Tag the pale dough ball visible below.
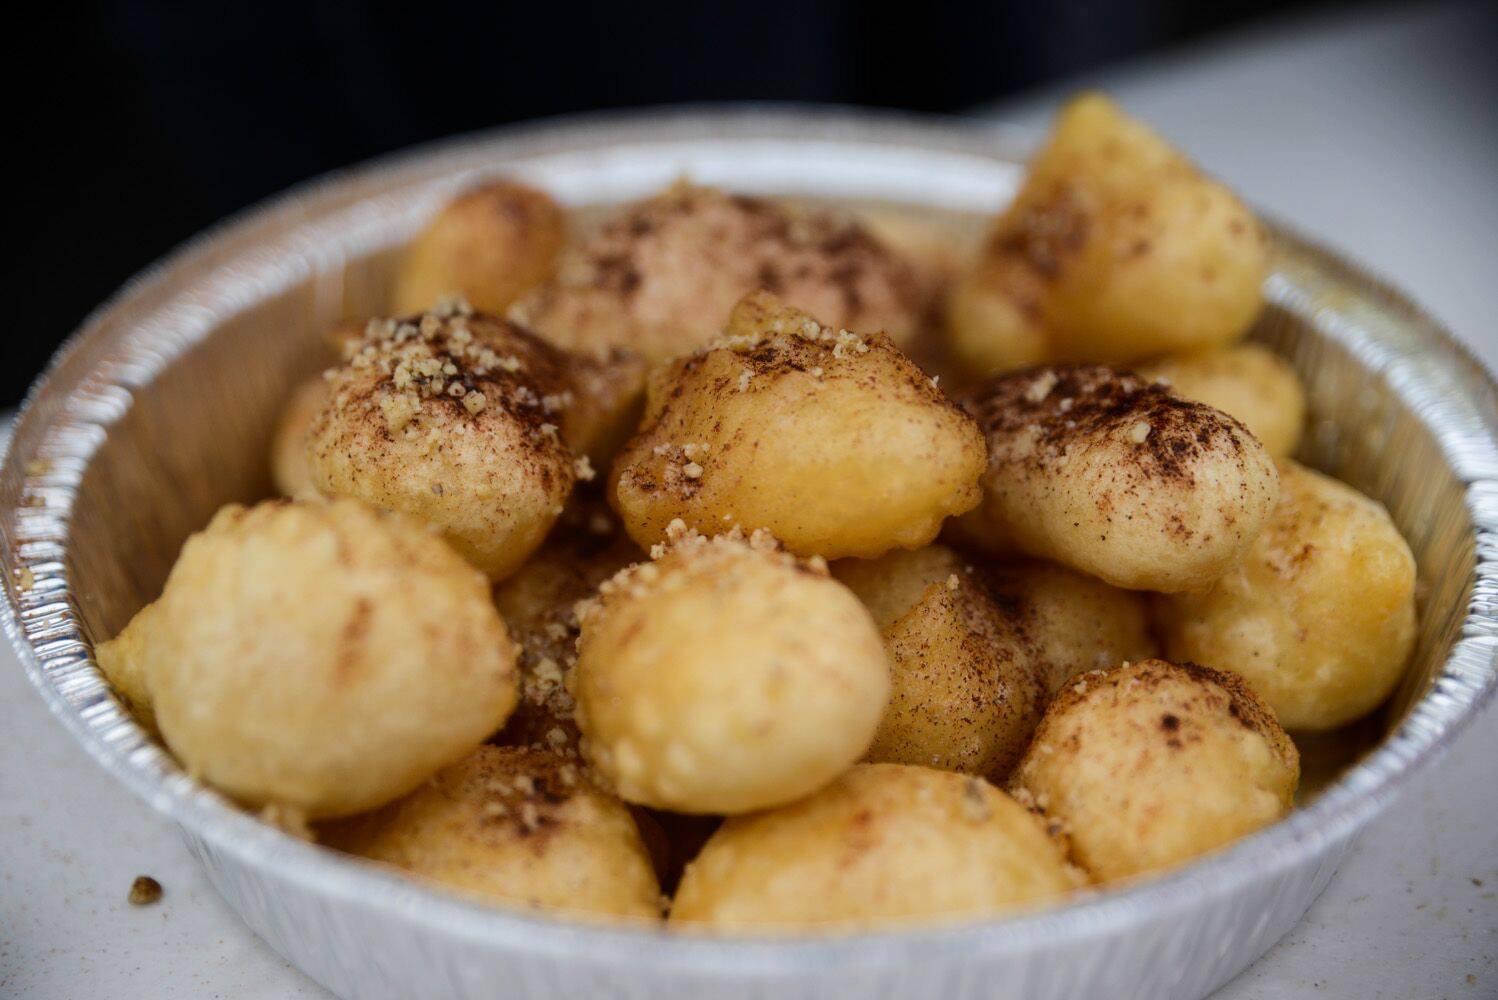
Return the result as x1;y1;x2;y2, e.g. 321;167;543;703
1139;343;1306;458
1014;659;1298;883
320;746;661;922
308;303;576;579
983;560;1159;696
1155;460;1417;730
956;365;1280;592
670;763;1079;930
610;292;986;559
392;179;565;316
270;376;329;500
947;93;1268;376
95;499;519;819
834;546;1045;778
516;182;930;364
573;524;890;814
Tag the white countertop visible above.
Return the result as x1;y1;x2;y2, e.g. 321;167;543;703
3;3;1495;997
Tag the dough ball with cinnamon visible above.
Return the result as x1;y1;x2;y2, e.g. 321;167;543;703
1014;659;1298;883
956;365;1279;592
573;525;890;814
670;764;1078;931
270;377;329;500
1155;460;1416;730
308;303;577;579
392;179;565;316
833;546;1045;778
1140;343;1306;458
95;499;519;820
320;746;660;921
948;93;1268;376
983;560;1159;696
516;182;930;364
610;292;985;559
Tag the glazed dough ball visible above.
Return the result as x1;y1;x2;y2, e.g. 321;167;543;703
573;524;890;813
610;292;986;559
1155;461;1417;730
1014;659;1298;883
392;180;565;316
983;560;1159;696
671;764;1078;930
948;93;1268;376
956;365;1280;592
308;303;577;579
270;377;329;500
320;746;661;921
833;546;1045;778
491;513;641;753
1139;343;1306;458
515;182;930;364
95;499;518;819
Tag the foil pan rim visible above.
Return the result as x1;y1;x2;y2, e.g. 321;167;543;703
2;107;1495;970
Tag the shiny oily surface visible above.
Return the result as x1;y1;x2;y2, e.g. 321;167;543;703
2;111;1495;1000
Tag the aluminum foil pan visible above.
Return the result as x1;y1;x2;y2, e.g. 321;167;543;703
4;109;1496;1000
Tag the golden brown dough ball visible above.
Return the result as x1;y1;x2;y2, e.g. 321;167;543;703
392;180;565;316
490;514;641;753
1139;343;1306;458
948;93;1268;376
670;763;1079;930
1013;659;1298;883
270;377;329;500
95;499;519;820
833;546;1045;778
983;560;1159;696
573;523;890;814
320;746;661;921
514;182;930;364
308;302;577;579
955;365;1280;592
610;292;986;559
1155;461;1416;731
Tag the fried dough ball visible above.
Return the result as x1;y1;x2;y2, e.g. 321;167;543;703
833;546;1045;778
565;348;651;465
515;182;930;365
270;377;329;500
610;292;986;559
670;764;1078;930
573;524;890;814
95;499;518;819
948;93;1268;376
392;180;565;316
308;303;577;579
1155;461;1417;730
95;599;160;734
1139;343;1306;458
1014;659;1297;883
320;746;661;921
955;365;1279;592
491;514;642;752
983;560;1159;696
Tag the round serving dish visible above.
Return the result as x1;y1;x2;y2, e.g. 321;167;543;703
3;109;1495;1000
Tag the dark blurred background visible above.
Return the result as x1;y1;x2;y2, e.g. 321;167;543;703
9;0;1374;407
